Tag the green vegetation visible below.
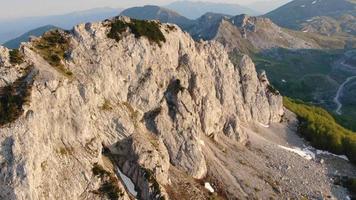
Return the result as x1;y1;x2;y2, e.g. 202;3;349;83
100;99;113;111
284;97;356;164
166;25;177;32
0;84;24;125
92;163;124;200
40;161;48;171
57;147;74;156
266;84;280;95
252;49;341;102
92;163;109;177
0;67;34;126
335;105;356;131
252;48;356;131
9;49;24;65
107;19;166;46
347;178;356;194
333;80;356;131
33;30;73;77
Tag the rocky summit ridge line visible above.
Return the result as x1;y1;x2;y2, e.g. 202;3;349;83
0;16;353;200
0;16;284;200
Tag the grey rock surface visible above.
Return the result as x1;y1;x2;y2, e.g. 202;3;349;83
1;17;350;200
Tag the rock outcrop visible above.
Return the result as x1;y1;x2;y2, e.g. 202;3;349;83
213;15;319;53
0;16;283;199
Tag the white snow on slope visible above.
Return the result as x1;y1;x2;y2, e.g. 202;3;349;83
316;150;349;161
278;144;350;162
117;167;138;197
278;145;315;160
204;182;215;193
258;122;270;128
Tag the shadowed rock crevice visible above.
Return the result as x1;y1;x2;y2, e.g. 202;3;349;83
106;137;168;200
128;67;153;101
143;107;162;134
164;79;184;121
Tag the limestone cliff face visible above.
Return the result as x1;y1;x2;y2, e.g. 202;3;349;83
0;17;283;199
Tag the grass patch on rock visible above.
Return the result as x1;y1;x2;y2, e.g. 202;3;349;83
107;18;166;46
0;66;35;126
92;163;125;200
32;30;73;77
100;99;113;111
9;49;24;65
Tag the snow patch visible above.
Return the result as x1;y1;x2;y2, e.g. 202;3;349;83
312;0;317;4
278;145;315;160
278;145;350;162
258;122;270;128
281;79;287;83
301;5;306;7
204;182;214;193
303;30;308;32
117;167;138;197
316;150;349;161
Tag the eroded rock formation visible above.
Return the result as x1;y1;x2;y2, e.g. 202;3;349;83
0;17;283;199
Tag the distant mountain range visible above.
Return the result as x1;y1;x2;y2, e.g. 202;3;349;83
246;0;292;14
265;0;356;36
120;5;192;27
0;7;122;44
3;25;58;49
120;5;353;53
165;1;259;19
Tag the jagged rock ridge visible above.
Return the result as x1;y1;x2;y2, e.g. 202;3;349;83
0;16;285;199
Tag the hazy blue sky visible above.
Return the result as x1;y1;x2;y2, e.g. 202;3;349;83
0;0;286;20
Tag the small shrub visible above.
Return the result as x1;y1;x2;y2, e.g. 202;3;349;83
92;163;124;200
266;84;280;95
100;99;113;111
33;30;73;77
107;20;129;42
122;102;139;121
9;49;24;65
92;163;109;177
57;147;74;156
107;19;166;46
0;66;35;126
166;25;176;31
41;161;48;171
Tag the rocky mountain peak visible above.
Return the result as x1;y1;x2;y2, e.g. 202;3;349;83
229;14;275;32
0;16;286;199
120;5;192;26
